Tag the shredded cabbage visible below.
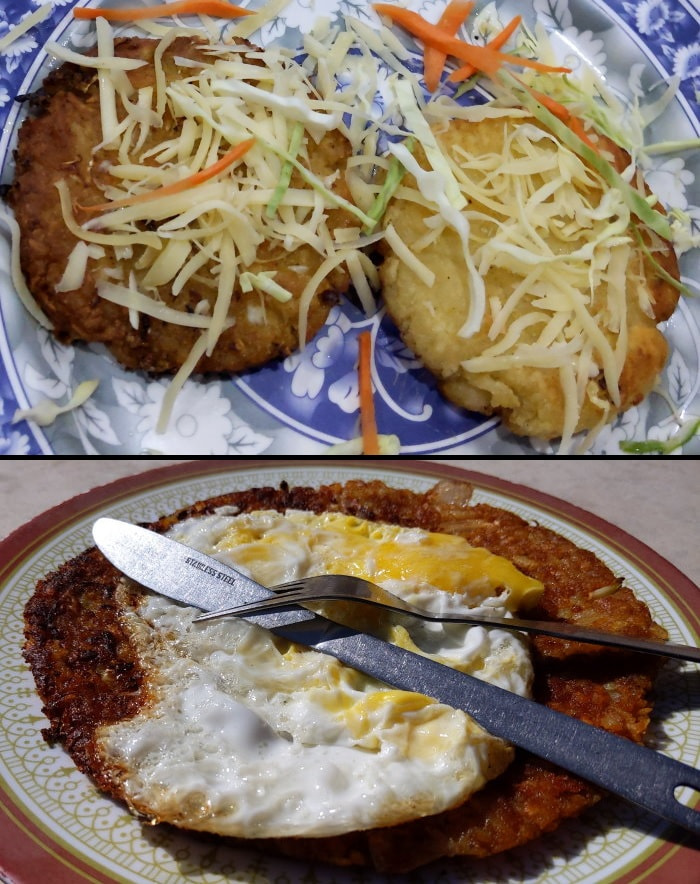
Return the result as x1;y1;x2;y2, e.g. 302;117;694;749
239;270;293;303
6;3;695;455
620;418;700;454
0;5;51;53
12;380;99;427
363;137;414;232
501;72;673;241
393;78;467;211
266;121;305;218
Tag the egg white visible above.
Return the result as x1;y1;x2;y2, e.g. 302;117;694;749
97;509;536;838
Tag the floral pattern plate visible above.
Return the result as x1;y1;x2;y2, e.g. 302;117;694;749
0;459;699;884
0;0;699;455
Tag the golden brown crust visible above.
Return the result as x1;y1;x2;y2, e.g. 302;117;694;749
23;479;666;872
8;37;354;375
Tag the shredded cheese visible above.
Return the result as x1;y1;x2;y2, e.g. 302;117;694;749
385;109;655;439
45;27;383;432
45;41;147;71
0;208;52;328
55;242;106;292
156;333;209;433
7;6;679;449
96;17;121;147
96;280;233;329
227;0;290;41
383;223;435;287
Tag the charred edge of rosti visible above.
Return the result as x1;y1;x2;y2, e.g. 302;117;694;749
22;545;149;780
16;61;99;116
148;480;448;535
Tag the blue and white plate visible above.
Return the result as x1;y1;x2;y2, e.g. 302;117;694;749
0;0;698;455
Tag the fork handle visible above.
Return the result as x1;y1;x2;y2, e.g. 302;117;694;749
196;594;700;664
465;616;700;663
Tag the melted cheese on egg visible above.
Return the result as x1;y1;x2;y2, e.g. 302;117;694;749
97;510;539;838
187;509;543;609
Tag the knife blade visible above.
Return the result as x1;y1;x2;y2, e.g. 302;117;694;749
92;517;700;836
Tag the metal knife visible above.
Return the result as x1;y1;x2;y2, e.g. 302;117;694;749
92;517;700;837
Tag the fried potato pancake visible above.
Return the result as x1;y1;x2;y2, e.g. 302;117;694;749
8;37;356;374
23;479;666;873
379;116;681;440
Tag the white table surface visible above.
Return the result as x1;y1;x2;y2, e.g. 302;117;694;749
0;458;698;580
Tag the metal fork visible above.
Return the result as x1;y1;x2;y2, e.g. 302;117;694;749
193;574;700;663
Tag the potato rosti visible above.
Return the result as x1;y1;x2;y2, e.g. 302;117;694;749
379;113;681;444
8;36;359;375
23;478;666;873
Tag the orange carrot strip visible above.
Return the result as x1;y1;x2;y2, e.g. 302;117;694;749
373;4;570;76
79;137;255;215
448;15;521;82
357;331;380;455
423;0;474;93
524;85;601;154
528;87;570;119
374;3;501;75
565;114;601;153
436;0;475;34
73;1;253;22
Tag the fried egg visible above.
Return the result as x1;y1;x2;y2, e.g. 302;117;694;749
97;511;542;838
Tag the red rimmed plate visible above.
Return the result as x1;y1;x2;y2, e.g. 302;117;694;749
1;460;698;883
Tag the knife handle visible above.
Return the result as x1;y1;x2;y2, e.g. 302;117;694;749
308;626;700;837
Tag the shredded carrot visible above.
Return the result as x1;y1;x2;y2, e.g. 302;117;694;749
79;137;255;215
423;0;474;93
523;84;601;153
527;87;572;120
567;114;599;152
373;4;570;76
448;15;521;82
73;1;253;22
357;331;380;455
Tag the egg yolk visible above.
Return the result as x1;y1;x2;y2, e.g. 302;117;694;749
215;511;544;610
